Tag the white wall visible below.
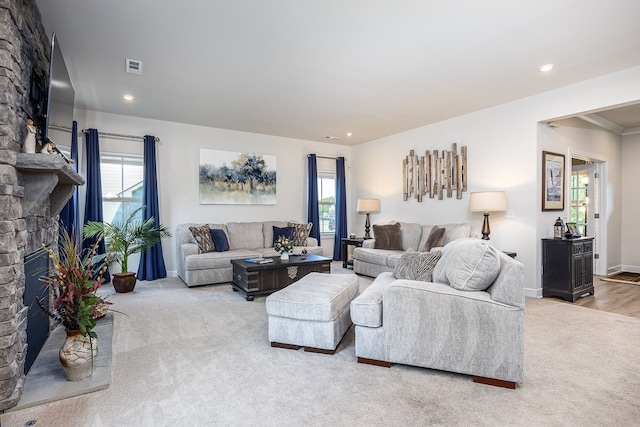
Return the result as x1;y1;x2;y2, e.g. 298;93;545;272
621;132;640;271
72;109;351;275
351;65;640;296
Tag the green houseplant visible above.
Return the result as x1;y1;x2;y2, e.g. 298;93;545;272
83;207;171;293
39;227;111;380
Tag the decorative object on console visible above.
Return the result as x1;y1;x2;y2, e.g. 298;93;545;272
542;151;565;211
402;143;467;202
554;217;564;239
199;148;276;205
469;191;507;240
565;222;580;238
356;198;381;239
23;119;37;153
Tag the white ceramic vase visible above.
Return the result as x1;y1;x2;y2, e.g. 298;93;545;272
59;331;98;381
280;252;289;261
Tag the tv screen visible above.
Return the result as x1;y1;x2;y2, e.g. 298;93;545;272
44;32;74;142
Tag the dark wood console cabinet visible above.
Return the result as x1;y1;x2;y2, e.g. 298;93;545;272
542;237;594;302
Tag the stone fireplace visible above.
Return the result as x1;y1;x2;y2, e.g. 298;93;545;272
0;0;84;410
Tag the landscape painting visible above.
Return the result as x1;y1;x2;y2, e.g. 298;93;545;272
199;149;277;204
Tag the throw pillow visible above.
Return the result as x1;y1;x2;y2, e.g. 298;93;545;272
432;238;501;291
373;223;403;250
393;251;442;282
272;226;295;245
210;228;230;252
287;222;313;246
189;225;214;253
422;226;446;252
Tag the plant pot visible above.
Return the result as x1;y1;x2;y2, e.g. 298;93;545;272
112;272;137;293
59;330;98;381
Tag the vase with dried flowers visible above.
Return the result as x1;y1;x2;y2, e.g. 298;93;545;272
38;227;111;381
274;235;293;260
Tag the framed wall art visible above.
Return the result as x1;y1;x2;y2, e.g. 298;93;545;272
542;151;565;211
199;149;276;204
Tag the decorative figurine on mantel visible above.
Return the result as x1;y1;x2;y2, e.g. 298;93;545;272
40;140;55;154
22;119;37;153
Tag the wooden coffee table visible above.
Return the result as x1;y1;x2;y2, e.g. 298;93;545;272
231;254;331;301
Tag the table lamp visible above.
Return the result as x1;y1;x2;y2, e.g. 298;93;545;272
469;191;507;240
356;198;381;239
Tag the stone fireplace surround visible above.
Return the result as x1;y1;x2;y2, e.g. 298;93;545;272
0;0;84;410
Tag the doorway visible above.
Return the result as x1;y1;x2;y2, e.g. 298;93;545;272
571;157;606;275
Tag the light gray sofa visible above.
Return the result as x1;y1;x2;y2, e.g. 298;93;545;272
176;221;323;287
350;238;525;387
353;222;471;277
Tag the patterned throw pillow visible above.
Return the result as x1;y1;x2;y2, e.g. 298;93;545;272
392;251;442;282
287;222;313;246
189;225;214;253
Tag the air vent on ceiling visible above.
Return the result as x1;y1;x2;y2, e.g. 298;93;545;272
126;58;143;75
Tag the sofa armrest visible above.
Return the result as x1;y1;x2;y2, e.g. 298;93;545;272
180;243;199;258
362;239;375;249
306;237;319;247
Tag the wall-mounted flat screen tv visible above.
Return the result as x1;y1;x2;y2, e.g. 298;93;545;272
44;32;74;142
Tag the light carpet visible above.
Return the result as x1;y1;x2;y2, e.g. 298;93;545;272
2;266;639;426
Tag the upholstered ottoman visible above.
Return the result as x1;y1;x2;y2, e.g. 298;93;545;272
265;273;359;354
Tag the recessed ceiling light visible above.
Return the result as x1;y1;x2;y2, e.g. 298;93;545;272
123;94;135;102
539;63;554;73
346;132;353;137
325;135;340;140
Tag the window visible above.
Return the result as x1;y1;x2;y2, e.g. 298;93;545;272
100;153;144;224
569;169;588;237
318;175;336;233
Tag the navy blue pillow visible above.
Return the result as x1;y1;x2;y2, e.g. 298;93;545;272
273;226;295;246
210;229;230;252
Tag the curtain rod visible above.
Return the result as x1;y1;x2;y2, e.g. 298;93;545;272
81;129;159;142
307;154;344;160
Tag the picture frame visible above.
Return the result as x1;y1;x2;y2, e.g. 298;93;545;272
565;222;581;238
542;151;565;211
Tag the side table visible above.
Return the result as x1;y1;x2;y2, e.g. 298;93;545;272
341;237;365;268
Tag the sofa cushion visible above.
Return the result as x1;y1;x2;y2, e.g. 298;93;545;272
393;251;442;282
184;249;261;270
227;222;264;249
432;238;501;291
262;221;289;248
398;222;422;251
421;226;446;252
288;222;313;246
440;223;471;245
210;228;230;252
272;226;295;245
373;223;402;250
189;225;214;253
353;247;403;266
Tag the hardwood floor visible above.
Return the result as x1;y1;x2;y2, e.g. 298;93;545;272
551;275;640;318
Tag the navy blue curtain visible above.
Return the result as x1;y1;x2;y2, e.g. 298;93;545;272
137;135;167;280
333;157;347;261
307;154;320;244
60;121;79;238
83;128;109;282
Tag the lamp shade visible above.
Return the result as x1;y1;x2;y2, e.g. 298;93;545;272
356;198;381;213
469;191;507;213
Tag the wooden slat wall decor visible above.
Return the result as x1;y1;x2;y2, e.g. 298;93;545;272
402;144;467;201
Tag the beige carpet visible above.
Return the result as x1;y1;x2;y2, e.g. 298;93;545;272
3;264;640;426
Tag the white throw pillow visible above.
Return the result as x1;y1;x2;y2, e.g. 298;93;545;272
432;238;500;291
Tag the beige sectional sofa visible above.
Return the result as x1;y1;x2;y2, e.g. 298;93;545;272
353;222;471;277
176;221;323;287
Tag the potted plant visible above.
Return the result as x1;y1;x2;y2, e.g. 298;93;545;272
83;207;171;293
39;227;111;381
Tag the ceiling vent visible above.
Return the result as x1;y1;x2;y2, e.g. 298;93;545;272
125;58;142;75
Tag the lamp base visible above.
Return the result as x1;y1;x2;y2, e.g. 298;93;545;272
481;212;491;240
364;213;372;239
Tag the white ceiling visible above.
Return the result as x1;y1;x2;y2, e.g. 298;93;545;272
35;0;640;145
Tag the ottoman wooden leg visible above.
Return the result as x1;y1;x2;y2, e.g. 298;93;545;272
304;347;336;355
271;342;300;351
